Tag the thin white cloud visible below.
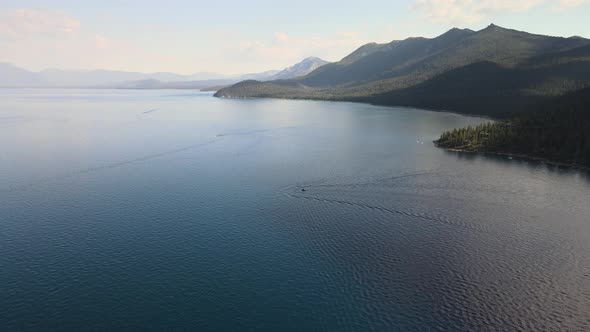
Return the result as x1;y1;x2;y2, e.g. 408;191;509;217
0;9;80;39
1;4;586;75
273;32;289;43
555;0;590;10
231;31;369;66
94;34;112;49
0;8;173;72
411;0;545;24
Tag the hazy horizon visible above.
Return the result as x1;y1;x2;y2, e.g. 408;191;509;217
2;2;590;330
1;0;590;75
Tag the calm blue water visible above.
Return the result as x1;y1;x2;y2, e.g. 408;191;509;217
1;89;589;331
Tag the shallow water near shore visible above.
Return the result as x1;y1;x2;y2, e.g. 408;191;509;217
1;89;589;331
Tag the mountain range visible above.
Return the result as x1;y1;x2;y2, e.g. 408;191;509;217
268;57;330;80
0;57;330;89
215;24;590;118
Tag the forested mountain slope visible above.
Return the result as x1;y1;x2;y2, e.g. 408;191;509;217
215;25;590;118
435;88;590;166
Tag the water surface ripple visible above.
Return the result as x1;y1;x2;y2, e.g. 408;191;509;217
1;89;589;331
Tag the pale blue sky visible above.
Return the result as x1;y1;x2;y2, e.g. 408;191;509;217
1;0;589;74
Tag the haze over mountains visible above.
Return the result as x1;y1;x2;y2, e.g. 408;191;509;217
216;24;590;118
0;63;217;87
4;23;589;120
269;57;330;80
0;57;330;89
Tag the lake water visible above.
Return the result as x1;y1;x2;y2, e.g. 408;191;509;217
1;89;589;331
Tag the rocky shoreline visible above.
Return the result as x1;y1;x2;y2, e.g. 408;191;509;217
434;142;590;171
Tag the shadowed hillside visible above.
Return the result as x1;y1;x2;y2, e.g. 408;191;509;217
435;88;590;166
215;25;590;118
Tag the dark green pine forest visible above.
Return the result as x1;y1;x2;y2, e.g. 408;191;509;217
435;88;590;166
215;24;590;167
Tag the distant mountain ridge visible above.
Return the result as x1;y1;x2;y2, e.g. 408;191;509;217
0;64;227;87
239;69;282;81
0;63;39;86
0;57;330;89
269;57;330;80
215;25;590;118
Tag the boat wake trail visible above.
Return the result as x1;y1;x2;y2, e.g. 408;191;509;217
2;138;220;194
215;126;295;138
283;169;439;191
3;125;297;194
306;171;439;190
285;193;487;233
